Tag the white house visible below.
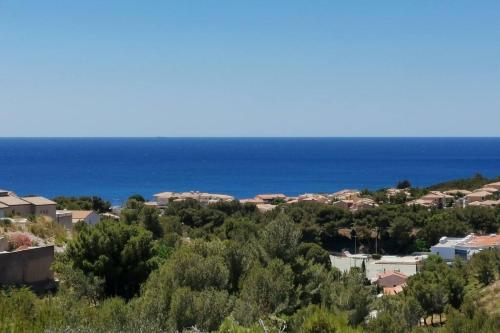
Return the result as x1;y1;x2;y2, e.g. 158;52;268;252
431;234;500;261
430;236;467;261
67;210;100;226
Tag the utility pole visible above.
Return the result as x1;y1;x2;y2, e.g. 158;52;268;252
354;235;357;254
350;228;357;255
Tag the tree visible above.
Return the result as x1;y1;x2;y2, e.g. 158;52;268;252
388;216;414;253
418;212;469;247
298;242;331;268
462;206;499;233
396;180;411;189
62;220;155;298
259;214;301;263
321;269;374;326
235;259;295;322
467;249;499;286
53;195;111;213
128;194;145;202
167;288;234;332
139;206;163;238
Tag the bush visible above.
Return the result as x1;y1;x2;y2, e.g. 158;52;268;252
8;233;32;250
28;217;67;245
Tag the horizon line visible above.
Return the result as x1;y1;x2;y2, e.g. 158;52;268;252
1;136;500;139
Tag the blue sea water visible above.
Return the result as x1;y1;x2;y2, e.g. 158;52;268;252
0;138;499;205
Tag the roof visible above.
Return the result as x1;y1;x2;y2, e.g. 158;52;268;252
467;190;493;198
375;255;427;264
255;194;286;200
67;210;94;220
332;189;359;195
432;236;467;248
0;202;7;209
423;191;453;199
383;285;405;295
239;198;265;204
486;181;500;187
255;203;277;212
101;212;120;220
406;198;435;207
377;271;408;279
468;200;500;207
21;196;56;206
433;234;500;250
460;234;500;248
0;195;30;206
444;189;472;195
481;187;499;193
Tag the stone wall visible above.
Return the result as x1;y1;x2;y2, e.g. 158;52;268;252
0;245;54;285
0;237;8;251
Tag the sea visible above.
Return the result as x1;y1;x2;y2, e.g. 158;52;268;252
0;138;499;205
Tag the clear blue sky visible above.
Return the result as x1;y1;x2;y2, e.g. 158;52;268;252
1;1;499;137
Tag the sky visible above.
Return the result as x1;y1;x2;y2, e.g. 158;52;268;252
1;1;499;137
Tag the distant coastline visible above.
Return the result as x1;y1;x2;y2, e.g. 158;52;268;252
1;137;499;204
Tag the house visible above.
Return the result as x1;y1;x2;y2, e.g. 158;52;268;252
431;234;500;261
239;198;265;205
406;191;452;208
68;210;100;225
444;189;472;196
297;194;329;204
466;190;493;203
467;200;500;208
330;189;361;201
330;254;426;281
56;210;73;230
375;271;408;292
386;188;411;198
352;198;378;211
255;204;277;212
332;199;354;209
484;181;500;191
153;191;235;206
21;196;57;220
0;195;33;217
254;194;287;203
430;237;466;261
481;187;499;194
0;191;57;220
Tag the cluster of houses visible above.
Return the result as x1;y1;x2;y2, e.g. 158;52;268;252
430;233;500;261
152;191;235;207
406;181;500;208
0;189;106;289
0;189;101;230
151;189;378;212
330;252;425;295
150;182;500;213
331;232;500;297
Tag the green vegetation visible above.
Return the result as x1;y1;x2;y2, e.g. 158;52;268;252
53;195;111;213
1;175;499;332
28;216;67;246
428;173;500;191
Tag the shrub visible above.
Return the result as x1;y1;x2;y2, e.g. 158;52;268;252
28;217;67;245
8;233;32;250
